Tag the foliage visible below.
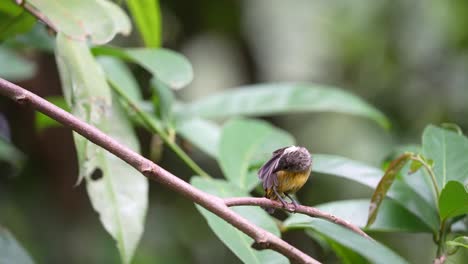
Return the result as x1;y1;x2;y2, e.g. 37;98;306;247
0;1;467;264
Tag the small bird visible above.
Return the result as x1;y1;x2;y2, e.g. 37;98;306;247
258;146;312;213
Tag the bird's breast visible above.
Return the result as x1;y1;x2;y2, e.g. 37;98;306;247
276;168;311;193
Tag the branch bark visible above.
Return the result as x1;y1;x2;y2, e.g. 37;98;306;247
0;78;368;263
224;197;372;239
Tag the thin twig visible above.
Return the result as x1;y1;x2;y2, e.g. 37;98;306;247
17;0;58;32
224;197;372;240
0;78;320;264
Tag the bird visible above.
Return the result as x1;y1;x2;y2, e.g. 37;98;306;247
257;146;312;213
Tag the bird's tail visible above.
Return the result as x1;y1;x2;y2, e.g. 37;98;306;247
262;188;278;214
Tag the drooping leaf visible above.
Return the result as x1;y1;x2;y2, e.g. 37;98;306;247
367;153;412;227
439;181;468;221
35;96;69;131
283;218;409;264
176;118;220;158
219;118;294;191
0;227;34;264
0;1;35;40
125;0;162;47
422;125;468;189
286;199;431;233
92;46;193;90
312;154;439;231
55;33;147;264
28;0;131;44
191;177;288;264
0;46;36;81
446;236;468;249
176;83;390;129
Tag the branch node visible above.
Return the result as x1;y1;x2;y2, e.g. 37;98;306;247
14;94;28;105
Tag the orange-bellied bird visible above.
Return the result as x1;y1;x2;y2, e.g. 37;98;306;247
258;146;312;213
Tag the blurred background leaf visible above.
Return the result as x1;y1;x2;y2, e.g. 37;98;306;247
0;1;35;41
0;46;36;81
177;83;390;129
0;227;34;264
125;0;162;47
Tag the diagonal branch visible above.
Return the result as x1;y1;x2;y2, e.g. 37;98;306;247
224;197;371;239
0;77;319;264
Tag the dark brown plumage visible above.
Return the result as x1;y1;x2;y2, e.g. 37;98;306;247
258;146;312;213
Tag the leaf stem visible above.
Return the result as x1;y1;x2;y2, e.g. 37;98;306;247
410;156;440;202
109;81;211;179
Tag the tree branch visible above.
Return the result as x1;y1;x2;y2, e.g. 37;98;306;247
0;77;319;263
224;197;372;239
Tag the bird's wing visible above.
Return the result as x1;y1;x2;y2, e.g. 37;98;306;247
258;148;286;190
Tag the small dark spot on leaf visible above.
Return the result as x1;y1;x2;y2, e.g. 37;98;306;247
91;168;103;181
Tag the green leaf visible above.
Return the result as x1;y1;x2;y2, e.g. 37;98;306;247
286;199;431;233
284;218;409;264
439;181;468;220
312;154;439;231
447;236;468;249
28;0;130;44
97;56;142;102
327;239;369;264
0;1;35;40
176;83;390;129
150;78;174;126
125;0;162;47
191;177;288;264
35;96;69;131
0;227;34;264
422;125;468;189
55;33;147;264
0;137;25;176
176;118;220;158
219;118;294;191
0;46;36;81
92;46;193;89
367;153;412;227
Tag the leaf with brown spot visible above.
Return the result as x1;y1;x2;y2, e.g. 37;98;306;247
367;153;412;227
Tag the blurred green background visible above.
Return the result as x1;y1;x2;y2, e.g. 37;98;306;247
1;0;468;263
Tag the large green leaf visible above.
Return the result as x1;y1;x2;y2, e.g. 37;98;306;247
125;0;162;47
176;118;220;158
0;227;34;264
28;0;130;44
287;199;431;233
422;125;468;190
284;219;409;264
439;181;468;221
55;33;147;264
92;46;193;90
0;46;36;81
219;118;294;191
312;154;439;231
176;83;390;129
0;1;35;40
191;177;288;264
